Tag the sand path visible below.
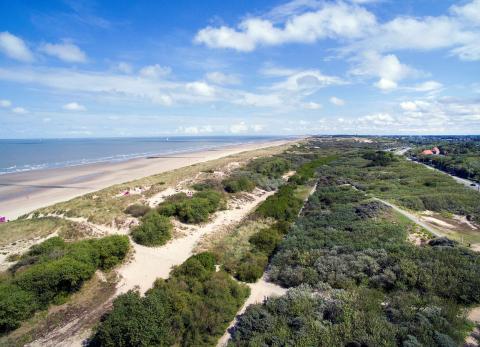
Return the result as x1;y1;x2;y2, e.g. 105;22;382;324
29;189;273;347
217;276;286;347
117;188;274;295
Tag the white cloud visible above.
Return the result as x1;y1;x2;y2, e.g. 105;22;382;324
12;107;28;114
0;32;34;62
329;96;345;106
409;80;443;92
185;81;215;97
63;102;86;111
450;42;480;61
358;112;395;126
40;42;87;63
117;62;133;74
252;124;264;132
400;101;418;111
451;0;480;24
139;64;171;78
234;92;283;107
302;101;322;109
195;2;376;51
0;99;11;107
260;65;299;77
230;121;248;133
271;69;344;93
205;71;240;85
351;51;416;90
374;78;397;91
196;0;480;63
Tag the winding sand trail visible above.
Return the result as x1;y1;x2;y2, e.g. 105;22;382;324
28;189;274;347
217;276;287;347
116;188;274;296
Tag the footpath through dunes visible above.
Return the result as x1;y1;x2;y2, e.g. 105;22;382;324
27;188;274;347
217;276;287;347
116;188;274;295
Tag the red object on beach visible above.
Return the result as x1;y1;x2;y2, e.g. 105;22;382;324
0;216;6;223
123;191;130;196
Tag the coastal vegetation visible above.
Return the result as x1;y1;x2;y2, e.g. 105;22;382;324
229;139;480;346
88;252;249;347
131;212;172;246
4;137;480;346
0;235;129;333
157;190;224;224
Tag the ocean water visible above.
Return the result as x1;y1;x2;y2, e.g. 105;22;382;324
0;136;288;175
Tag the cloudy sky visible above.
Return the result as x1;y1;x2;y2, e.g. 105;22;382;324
0;0;479;138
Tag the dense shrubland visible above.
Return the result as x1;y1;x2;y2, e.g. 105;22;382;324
321;148;480;221
216;154;338;283
89;252;249;347
229;141;480;346
229;285;470;347
0;235;129;333
157;190;224;224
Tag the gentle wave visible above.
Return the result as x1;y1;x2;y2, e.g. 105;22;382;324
0;137;285;175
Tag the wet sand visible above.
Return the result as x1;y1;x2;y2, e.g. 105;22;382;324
0;139;297;220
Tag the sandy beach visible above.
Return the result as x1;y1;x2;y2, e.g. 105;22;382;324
0;139;297;220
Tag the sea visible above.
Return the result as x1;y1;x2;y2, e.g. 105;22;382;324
0;136;290;175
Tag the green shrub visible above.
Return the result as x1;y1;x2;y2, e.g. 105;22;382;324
0;235;129;334
171;252;216;281
157;190;223;224
14;257;95;306
256;185;303;222
223;176;256;193
176;198;211;223
95;235;130;270
235;252;268;282
89;253;249;346
131;212;172;246
363;151;397;166
249;227;282;254
398;196;425;211
88;290;175;347
124;204;151;217
0;283;37;333
247;157;290;178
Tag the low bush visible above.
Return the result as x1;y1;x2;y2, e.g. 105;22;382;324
256;185;303;222
124;204;151;217
131;211;172;246
363;150;397;166
249;227;282;254
0;235;129;334
89;252;249;346
234;252;268;283
247;157;290;178
223;176;256;193
0;284;37;332
157;190;223;224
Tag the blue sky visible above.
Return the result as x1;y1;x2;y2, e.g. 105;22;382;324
0;0;479;138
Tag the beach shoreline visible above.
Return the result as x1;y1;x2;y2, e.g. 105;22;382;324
0;138;301;220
